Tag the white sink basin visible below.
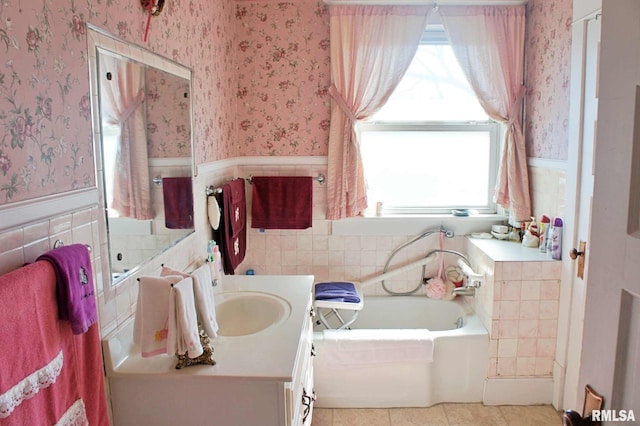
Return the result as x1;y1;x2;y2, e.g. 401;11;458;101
215;291;291;337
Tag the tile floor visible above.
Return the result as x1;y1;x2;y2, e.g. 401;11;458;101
312;404;563;426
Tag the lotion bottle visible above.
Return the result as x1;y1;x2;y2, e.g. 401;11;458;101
212;244;223;281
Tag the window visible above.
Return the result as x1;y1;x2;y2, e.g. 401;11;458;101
101;123;120;217
359;24;500;215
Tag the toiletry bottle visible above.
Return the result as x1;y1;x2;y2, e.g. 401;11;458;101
551;218;563;260
207;240;215;263
212;245;223;280
539;215;551;253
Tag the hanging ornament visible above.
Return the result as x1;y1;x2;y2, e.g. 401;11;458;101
141;0;165;42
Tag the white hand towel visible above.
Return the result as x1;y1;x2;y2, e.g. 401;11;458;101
133;275;184;357
191;264;219;339
167;277;204;359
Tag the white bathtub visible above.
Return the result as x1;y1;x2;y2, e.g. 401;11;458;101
312;296;489;408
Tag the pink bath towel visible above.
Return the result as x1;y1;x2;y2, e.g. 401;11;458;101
0;261;109;425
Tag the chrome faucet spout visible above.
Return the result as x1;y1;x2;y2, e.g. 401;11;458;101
453;287;476;296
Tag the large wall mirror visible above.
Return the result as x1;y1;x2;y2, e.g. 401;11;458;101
87;25;195;288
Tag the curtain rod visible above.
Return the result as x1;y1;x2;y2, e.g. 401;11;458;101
323;0;527;6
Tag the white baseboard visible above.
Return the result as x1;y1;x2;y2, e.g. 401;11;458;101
483;377;554;405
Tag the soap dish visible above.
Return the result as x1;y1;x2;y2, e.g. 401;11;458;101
491;231;510;240
451;209;478;217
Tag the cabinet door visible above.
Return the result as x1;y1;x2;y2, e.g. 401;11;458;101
288;298;315;426
301;353;315;425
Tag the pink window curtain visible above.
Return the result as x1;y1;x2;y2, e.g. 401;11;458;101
327;5;431;219
100;55;153;220
439;6;532;222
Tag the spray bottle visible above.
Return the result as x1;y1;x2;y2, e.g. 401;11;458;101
550;218;563;260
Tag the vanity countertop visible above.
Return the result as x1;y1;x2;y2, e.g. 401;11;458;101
467;236;560;262
103;275;314;382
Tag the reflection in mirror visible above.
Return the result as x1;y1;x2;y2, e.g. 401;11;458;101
88;26;194;288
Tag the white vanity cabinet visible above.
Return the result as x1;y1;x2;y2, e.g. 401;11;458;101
286;297;316;425
102;275;315;426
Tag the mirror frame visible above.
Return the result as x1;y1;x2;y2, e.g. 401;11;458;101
87;24;196;292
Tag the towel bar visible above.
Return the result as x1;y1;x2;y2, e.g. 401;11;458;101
246;174;325;185
53;239;92;253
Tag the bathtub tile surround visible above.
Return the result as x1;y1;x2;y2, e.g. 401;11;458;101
466;237;562;405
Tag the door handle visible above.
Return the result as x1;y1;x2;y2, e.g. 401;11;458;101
570;241;587;279
569;248;584;259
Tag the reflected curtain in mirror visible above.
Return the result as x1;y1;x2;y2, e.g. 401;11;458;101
99;54;153;220
88;25;195;290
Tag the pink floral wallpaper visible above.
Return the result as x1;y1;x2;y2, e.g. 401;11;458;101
235;0;331;156
145;68;191;158
0;0;235;206
0;0;573;205
524;0;573;160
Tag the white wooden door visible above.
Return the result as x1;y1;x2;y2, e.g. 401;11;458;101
559;8;600;411
578;0;640;417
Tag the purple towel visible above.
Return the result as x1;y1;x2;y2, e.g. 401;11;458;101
251;176;313;230
315;282;360;303
37;244;97;334
214;178;247;275
162;177;194;229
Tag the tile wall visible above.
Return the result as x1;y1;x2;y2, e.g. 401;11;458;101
108;161;193;273
0;159;565;348
467;240;562;379
0;202;200;338
235;162;467;296
529;165;567;222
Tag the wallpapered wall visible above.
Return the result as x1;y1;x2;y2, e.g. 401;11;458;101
145;67;191;158
524;0;573;160
235;0;331;156
0;0;571;207
234;0;572;159
0;0;235;206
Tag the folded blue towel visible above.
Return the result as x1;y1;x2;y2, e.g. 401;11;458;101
315;282;360;303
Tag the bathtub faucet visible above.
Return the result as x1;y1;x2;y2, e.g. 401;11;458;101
452;258;484;296
452;286;476;296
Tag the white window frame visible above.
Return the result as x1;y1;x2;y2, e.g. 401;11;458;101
358;120;501;215
358;24;502;216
